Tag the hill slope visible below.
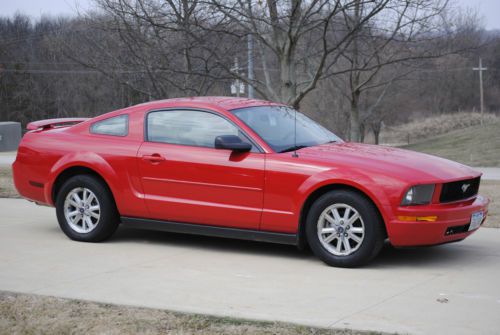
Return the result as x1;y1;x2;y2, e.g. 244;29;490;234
381;112;499;145
401;122;500;167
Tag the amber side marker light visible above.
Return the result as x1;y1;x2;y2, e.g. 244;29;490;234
398;216;438;222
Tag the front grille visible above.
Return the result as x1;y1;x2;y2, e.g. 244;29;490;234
440;177;480;203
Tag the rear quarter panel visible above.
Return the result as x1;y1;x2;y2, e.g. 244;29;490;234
13;113;146;217
13;130;61;203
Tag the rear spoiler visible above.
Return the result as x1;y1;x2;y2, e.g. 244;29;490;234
26;118;90;131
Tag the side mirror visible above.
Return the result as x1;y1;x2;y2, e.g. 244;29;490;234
214;135;252;152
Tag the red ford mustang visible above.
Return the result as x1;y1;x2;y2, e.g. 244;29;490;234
13;97;489;267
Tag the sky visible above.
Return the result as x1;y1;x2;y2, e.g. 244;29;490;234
1;0;93;18
456;0;500;30
1;0;500;30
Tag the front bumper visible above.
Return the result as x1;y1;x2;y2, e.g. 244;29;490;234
385;195;490;247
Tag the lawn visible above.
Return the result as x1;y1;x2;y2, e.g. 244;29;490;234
401;122;500;167
0;291;382;335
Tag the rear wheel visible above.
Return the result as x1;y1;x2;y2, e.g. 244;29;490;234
306;190;384;267
56;175;119;242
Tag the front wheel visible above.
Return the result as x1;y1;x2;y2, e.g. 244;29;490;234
56;175;119;242
306;190;385;267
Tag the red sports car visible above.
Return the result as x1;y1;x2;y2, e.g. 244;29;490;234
12;97;489;267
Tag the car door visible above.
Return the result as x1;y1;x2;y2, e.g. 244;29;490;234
137;109;265;229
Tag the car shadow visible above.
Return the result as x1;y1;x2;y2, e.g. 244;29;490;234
110;226;311;261
369;242;475;269
109;226;476;269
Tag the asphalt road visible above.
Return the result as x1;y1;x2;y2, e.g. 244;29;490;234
1;198;499;334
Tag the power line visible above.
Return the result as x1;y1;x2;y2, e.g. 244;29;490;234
2;65;500;76
0;61;82;66
0;69;171;74
0;69;103;74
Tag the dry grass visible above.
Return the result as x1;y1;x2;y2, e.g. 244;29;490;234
401;121;500;167
381;112;499;145
0;166;18;198
0;291;383;335
480;181;500;228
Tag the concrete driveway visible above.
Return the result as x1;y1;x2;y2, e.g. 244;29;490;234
0;152;15;166
1;198;499;335
478;167;500;181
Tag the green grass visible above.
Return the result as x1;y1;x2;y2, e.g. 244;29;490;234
401;122;500;167
0;291;386;335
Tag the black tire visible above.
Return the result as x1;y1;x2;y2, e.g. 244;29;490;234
305;190;384;267
56;174;119;242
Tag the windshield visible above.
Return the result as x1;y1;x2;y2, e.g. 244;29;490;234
230;106;342;153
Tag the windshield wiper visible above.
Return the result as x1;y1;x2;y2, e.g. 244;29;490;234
278;145;308;153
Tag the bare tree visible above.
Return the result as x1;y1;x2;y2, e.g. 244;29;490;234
207;0;397;109
330;0;480;141
58;0;237;99
0;2;494;130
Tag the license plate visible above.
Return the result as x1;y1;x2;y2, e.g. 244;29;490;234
469;211;484;231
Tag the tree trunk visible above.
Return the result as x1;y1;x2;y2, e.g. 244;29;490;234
370;120;382;144
349;90;361;142
274;36;302;109
348;0;362;142
373;128;380;144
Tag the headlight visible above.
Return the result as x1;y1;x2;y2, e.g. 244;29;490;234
401;184;435;206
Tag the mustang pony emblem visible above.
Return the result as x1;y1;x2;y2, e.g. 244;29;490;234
462;183;471;193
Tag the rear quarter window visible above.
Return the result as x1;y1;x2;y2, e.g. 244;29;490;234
90;115;128;136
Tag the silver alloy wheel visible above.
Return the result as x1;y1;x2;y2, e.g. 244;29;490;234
317;203;365;256
63;187;101;234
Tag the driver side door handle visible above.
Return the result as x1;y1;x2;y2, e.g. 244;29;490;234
142;153;165;163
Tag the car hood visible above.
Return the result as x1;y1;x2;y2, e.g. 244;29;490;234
297;142;480;183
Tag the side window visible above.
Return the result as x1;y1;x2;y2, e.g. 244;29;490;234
147;110;254;149
90;115;128;136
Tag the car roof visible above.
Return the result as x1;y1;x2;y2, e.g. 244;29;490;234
135;96;285;111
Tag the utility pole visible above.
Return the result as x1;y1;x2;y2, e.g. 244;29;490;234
230;57;243;97
473;58;487;125
247;0;255;99
247;34;254;98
